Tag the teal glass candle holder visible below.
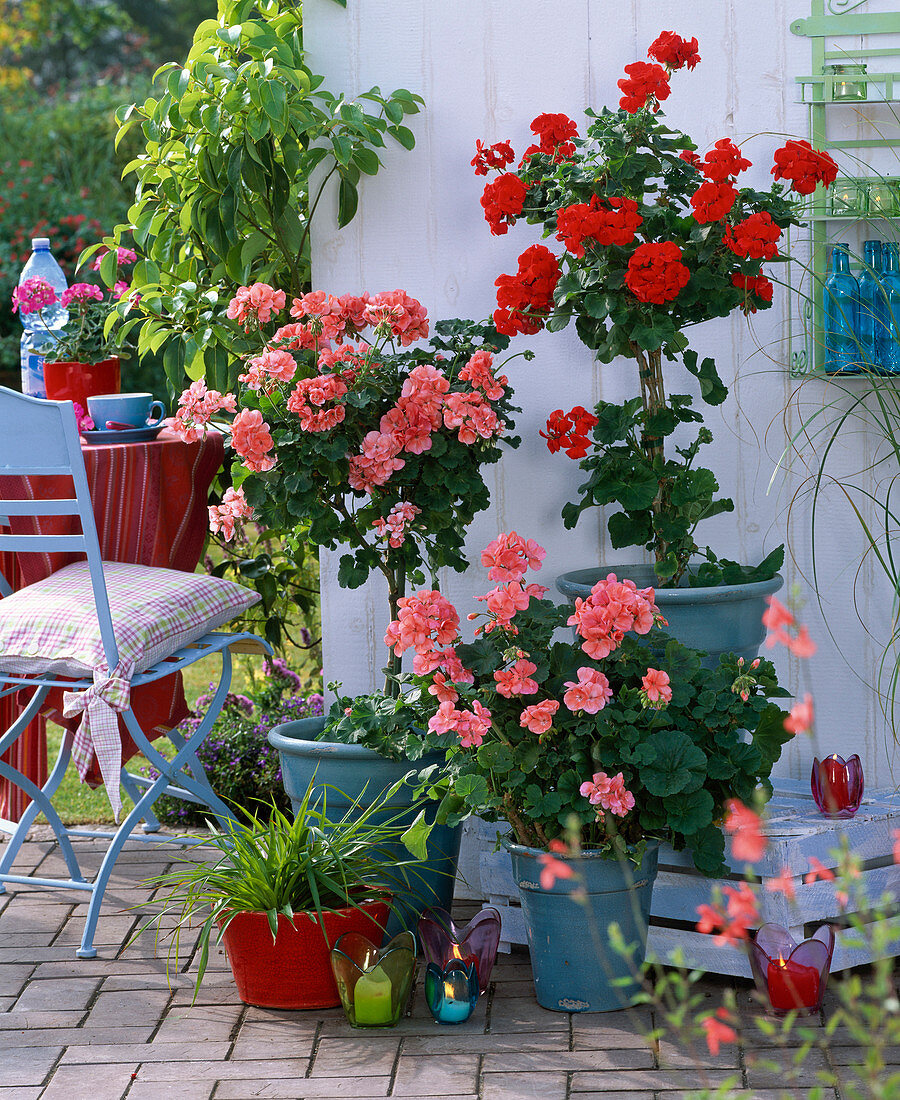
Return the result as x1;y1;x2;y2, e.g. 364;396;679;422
424;959;479;1024
330;930;416;1029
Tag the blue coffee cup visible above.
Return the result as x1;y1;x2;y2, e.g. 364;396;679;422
86;392;166;430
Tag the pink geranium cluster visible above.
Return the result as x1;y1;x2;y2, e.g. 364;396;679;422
579;770;636;818
568;573;662;660
519;699;560;735
384;589;461;673
286;374;349;432
11;276;57;315
457;348;507;400
172;379;238;443
428;698;492;748
494;657;539;698
287;289;427;348
481;531;546;581
372;502;421;548
208;486;254;541
442;390;503;444
61;283;105;307
230;408;275;472
240;349;298;391
563;666;613;713
227;282;287;329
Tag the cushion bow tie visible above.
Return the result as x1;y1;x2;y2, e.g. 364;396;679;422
64;665;132;820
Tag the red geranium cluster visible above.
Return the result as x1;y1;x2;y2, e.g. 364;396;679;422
555;196;642;257
480;172;528;235
567;573;662;660
494;244;562;336
540;406;598;459
624;241;691;304
647;30;700;71
618;61;670;113
523;112;579;163
771;138;839;195
471;138;515;176
690;181;737;224
724;211;781;260
701;138;751;182
731;273;774;314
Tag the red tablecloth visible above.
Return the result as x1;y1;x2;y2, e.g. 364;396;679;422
0;426;224;818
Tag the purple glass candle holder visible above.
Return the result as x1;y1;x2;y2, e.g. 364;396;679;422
417;906;501;995
749;923;835;1017
811;754;864;817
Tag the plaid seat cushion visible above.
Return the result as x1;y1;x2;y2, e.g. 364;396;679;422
0;561;259;816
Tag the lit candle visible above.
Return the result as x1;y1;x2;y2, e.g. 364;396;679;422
766;953;820;1012
424;960;479;1025
353;965;393;1026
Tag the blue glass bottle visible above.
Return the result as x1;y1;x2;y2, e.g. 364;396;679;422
856;239;885;372
879;242;900;373
824;243;860;374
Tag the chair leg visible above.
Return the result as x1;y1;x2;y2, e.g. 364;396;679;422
118;768;162;833
0;727;86;889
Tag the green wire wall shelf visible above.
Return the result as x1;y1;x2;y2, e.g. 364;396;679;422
789;0;900;376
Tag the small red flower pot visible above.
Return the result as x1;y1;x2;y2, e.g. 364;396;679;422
43;357;121;411
220;898;390;1009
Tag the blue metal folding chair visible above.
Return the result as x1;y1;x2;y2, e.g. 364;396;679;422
0;387;271;957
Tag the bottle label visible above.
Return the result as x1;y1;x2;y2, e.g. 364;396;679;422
20;351;46;398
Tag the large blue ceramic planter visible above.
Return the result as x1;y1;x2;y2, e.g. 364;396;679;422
505;839;659;1013
267;716;461;935
556;565;783;669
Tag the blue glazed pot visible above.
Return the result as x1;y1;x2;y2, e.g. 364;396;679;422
267;716;461;935
505;838;659;1013
556;565;783;669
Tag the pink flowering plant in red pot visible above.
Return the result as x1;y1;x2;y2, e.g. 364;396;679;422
171;285;530;754
474;31;839;586
384;532;792;873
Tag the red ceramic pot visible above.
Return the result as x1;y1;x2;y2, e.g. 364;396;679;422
43;357;121;410
220;898;390;1009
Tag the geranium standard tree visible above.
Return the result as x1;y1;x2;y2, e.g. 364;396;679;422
171;286;529;722
473;32;838;585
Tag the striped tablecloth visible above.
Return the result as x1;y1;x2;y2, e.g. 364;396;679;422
0;426;224;819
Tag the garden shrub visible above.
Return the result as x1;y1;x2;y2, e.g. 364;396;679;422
149;657;323;828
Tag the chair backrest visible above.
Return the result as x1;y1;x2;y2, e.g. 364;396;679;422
0;386;119;668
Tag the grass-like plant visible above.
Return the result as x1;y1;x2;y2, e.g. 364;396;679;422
136;772;431;993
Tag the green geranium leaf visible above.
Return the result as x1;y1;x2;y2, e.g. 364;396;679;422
667;788;715;835
639;729;708;796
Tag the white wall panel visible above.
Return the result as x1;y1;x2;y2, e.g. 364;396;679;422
306;0;900;788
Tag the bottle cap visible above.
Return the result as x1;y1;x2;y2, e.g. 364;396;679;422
31;237;50;249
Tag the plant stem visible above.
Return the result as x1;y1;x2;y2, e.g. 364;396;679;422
631;342;669;569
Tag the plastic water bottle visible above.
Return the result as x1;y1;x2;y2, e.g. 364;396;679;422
17;238;69;397
823;243;860;374
856;239;886;371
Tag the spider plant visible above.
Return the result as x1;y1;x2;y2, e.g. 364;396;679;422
135;772;432;993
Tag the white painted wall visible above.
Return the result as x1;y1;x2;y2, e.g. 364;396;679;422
306;0;900;789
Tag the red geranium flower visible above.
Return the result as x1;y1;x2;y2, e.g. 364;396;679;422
724;211;781;260
771;139;839;195
494;244;561;336
625;241;690;305
647;31;701;72
701;138;752;182
530;113;579;161
731;273;774;314
471;139;515;176
689;180;737;224
555;196;642;256
618;61;671;113
480;172;528;235
541;406;598;458
679;149;702;168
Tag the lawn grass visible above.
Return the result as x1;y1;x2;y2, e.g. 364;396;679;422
42;649;282;826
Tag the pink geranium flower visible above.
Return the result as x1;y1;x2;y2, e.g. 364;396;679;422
784;692;814;735
519;699;560;735
227;282;286;328
724;798;767;862
230;408;276;472
494;658;539;698
579;770;635;818
563;667;613;713
11;276;57;315
640;667;672;708
208;486;254;541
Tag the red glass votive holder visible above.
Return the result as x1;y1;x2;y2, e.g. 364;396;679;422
749;923;835;1017
811;754;864;817
417;906;501;996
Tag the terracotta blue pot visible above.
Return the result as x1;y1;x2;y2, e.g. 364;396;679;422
505;839;659;1013
267;716;461;936
556;565;783;669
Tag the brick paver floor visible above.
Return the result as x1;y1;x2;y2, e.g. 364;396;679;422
0;830;894;1099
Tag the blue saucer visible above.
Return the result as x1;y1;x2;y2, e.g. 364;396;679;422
81;424;164;445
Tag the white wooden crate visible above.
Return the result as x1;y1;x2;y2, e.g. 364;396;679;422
452;781;900;975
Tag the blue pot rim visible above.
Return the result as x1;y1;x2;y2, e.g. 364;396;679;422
267;716;440;765
501;836;660;865
555;566;783;606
